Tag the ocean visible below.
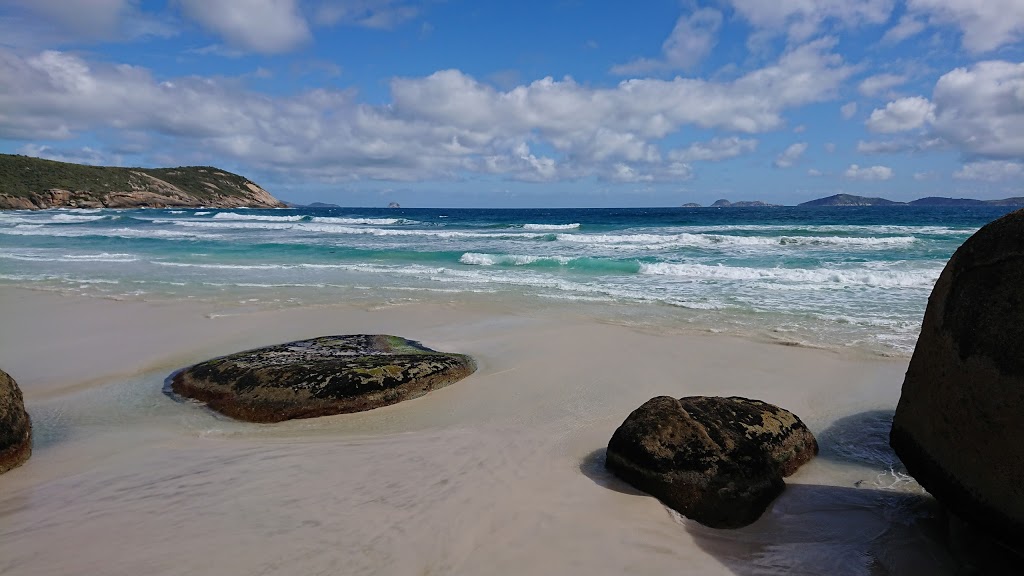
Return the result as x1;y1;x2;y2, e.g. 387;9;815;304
0;205;1007;356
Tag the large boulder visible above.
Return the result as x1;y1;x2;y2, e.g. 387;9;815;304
891;208;1024;553
170;335;475;423
605;396;818;528
0;369;31;474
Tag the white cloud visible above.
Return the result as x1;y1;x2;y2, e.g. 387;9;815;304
8;0;128;39
907;0;1024;53
882;14;926;44
858;73;907;97
16;143;118;166
726;0;895;40
824;142;836;153
2;0;175;47
931;61;1024;158
953;160;1024;181
315;0;420;29
612;9;722;75
668;137;758;162
808;168;823;176
840;102;857;119
914;171;937;180
774;142;807;168
857;137;946;154
866;96;935;133
845;164;894;180
176;0;310;54
0;42;852;182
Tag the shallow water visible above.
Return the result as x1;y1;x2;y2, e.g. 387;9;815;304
0;206;1008;355
0;305;955;576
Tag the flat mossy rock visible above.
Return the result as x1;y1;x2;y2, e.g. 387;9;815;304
891;207;1024;554
606;396;818;529
170;335;476;423
0;368;32;475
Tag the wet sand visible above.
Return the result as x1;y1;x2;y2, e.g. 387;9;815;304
0;288;954;575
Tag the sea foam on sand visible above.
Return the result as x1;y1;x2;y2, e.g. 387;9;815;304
0;287;955;575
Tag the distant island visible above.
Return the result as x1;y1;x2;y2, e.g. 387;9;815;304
285;201;341;208
680;194;1024;208
799;194;1024;207
0;154;286;210
702;199;782;208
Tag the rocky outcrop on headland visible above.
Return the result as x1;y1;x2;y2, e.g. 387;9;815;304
170;335;476;423
891;207;1024;555
0;154;286;209
0;369;32;475
605;395;817;528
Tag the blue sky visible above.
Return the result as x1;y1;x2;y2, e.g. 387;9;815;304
1;1;1023;207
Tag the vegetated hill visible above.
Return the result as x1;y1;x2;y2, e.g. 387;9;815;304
799;194;903;207
0;154;286;210
800;193;1024;207
710;199;781;207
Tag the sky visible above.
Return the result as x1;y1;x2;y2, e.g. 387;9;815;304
1;1;1023;207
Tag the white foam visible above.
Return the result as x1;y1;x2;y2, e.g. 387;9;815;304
556;232;917;249
171;220;548;239
459;253;570;266
521;223;580;230
0;252;138;263
638;262;941;287
48;214;107;223
211;213;305;222
152;261;287;270
310;217;408;225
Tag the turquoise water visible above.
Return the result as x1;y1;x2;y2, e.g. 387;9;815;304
0;206;1008;355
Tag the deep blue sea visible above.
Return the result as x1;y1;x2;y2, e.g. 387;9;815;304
0;205;1011;355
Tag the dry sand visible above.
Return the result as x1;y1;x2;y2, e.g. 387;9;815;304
0;288;954;575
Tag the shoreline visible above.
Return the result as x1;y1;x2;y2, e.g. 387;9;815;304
0;286;954;575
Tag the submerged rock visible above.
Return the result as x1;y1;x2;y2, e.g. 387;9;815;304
891;208;1024;555
605;396;817;529
0;368;32;474
170;335;475;423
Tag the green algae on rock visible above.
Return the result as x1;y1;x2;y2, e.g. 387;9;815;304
605;396;817;529
170;335;476;423
0;368;32;475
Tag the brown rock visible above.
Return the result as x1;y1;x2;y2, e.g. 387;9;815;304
171;335;476;423
891;208;1024;553
606;396;817;528
0;369;31;475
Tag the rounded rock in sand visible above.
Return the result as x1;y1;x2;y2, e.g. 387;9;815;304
0;368;32;474
605;395;818;528
170;334;476;423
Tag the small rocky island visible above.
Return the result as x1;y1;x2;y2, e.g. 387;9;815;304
170;335;476;423
605;395;817;528
0;154;286;210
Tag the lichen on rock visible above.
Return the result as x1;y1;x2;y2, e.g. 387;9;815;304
170;335;476;423
605;395;817;528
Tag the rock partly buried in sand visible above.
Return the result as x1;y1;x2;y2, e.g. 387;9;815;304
170;335;475;423
0;369;32;474
891;208;1024;554
606;396;817;528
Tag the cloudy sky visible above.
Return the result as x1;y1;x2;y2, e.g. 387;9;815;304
1;1;1023;207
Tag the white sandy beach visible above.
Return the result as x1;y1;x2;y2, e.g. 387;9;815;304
0;287;955;575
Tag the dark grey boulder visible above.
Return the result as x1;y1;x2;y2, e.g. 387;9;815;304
171;335;475;423
0;368;31;474
891;207;1024;555
606;395;817;528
